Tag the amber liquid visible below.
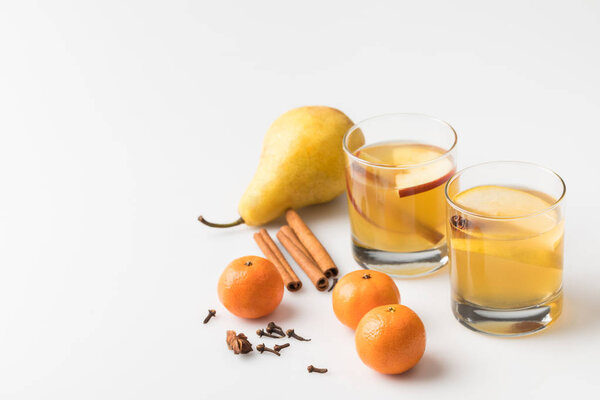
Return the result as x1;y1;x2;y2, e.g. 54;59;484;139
346;142;455;257
448;186;564;310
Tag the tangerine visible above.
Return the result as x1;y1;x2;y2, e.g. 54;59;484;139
332;270;400;329
355;304;426;374
218;256;284;319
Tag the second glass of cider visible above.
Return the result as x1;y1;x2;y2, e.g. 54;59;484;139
445;161;565;336
343;113;457;277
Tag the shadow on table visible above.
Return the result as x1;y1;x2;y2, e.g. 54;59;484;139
253;302;297;325
382;354;444;382
543;283;600;338
254;193;349;231
294;194;349;225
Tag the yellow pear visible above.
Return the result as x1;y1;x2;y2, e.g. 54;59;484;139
199;106;362;227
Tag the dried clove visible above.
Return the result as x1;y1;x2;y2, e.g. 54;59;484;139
286;329;311;342
203;309;216;324
273;343;290;352
267;321;283;331
266;322;285;337
256;329;280;338
307;365;328;374
266;327;284;337
327;278;338;292
226;330;253;354
256;343;280;356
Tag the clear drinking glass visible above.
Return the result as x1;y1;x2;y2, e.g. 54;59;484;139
445;161;566;336
343;113;457;277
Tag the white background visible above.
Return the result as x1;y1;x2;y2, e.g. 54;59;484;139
1;1;599;399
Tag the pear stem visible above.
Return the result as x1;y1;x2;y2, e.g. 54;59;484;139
197;216;244;228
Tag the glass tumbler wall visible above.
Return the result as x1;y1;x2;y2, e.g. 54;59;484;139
445;161;566;336
343;113;457;278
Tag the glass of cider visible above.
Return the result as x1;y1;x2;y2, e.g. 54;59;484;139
445;161;566;336
343;113;457;277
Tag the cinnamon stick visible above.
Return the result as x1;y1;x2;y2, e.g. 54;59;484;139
285;210;339;278
254;230;302;292
279;225;316;263
276;229;328;291
346;172;444;245
396;208;444;245
258;229;294;278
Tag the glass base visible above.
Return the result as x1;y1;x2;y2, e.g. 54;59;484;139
451;290;563;337
351;241;448;278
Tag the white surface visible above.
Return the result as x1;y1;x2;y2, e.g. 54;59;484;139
1;1;599;399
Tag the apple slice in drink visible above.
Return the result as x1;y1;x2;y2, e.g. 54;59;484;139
449;185;563;268
346;175;444;245
354;143;455;194
351;151;400;189
347;143;452;246
396;158;456;198
452;185;560;236
346;173;446;245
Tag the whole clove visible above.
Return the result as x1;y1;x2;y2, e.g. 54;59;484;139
256;328;280;339
203;309;216;324
226;330;253;354
286;329;311;342
327;278;338;292
256;343;280;356
307;365;328;374
273;343;290;352
266;322;285;337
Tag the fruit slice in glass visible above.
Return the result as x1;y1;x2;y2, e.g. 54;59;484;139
347;143;454;249
445;161;565;336
343;114;457;277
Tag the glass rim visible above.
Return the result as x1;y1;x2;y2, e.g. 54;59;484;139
342;112;458;170
444;160;567;220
